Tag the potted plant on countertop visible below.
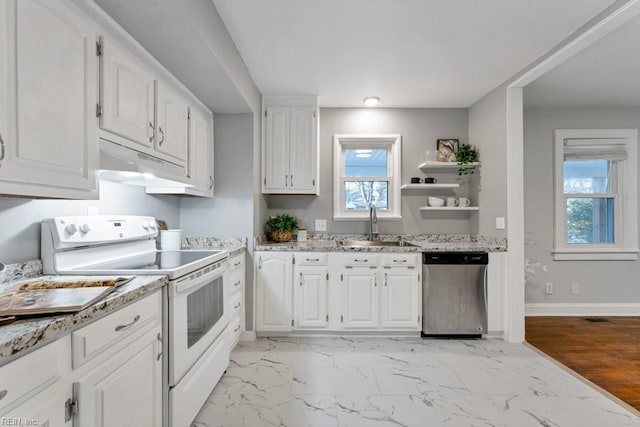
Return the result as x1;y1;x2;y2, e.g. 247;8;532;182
455;143;479;175
265;214;299;242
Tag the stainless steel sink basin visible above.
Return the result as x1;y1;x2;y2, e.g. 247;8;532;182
339;239;418;248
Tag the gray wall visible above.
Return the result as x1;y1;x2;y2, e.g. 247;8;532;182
468;85;508;238
524;106;640;304
267;108;472;235
0;181;180;263
180;113;257;330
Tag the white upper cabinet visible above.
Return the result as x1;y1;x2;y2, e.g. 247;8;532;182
155;81;189;164
99;36;154;149
262;96;318;194
188;106;214;196
0;0;98;199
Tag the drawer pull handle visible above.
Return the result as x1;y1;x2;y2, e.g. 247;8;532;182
393;259;407;263
233;302;241;309
233;280;241;287
354;259;368;263
305;258;320;262
156;333;163;361
115;314;140;332
0;390;7;401
233;325;241;333
158;127;165;146
233;261;241;267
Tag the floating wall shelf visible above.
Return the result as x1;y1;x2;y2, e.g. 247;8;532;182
401;183;459;190
419;206;479;211
418;161;480;169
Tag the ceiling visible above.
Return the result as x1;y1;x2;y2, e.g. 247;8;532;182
524;13;640;108
212;0;616;108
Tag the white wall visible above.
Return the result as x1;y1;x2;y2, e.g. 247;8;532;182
468;86;508;238
0;181;180;263
524;106;640;305
266;108;472;235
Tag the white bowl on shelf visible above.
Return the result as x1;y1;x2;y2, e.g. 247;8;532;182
427;197;444;207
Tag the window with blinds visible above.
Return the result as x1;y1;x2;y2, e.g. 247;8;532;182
553;130;638;260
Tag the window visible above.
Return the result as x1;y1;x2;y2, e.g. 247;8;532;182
333;134;401;219
553;129;638;260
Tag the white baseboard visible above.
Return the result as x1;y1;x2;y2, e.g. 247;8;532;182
526;303;640;316
239;330;256;341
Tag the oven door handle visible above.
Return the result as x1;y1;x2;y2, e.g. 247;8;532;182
173;262;227;296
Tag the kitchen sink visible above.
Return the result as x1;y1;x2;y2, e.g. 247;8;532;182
339;239;419;247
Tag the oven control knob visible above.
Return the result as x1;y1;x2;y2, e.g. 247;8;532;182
79;223;91;233
149;222;157;230
142;222;149;230
65;223;78;234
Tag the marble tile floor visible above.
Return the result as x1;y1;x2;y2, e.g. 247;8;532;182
191;337;640;427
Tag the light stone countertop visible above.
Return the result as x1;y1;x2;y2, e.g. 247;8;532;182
255;234;507;253
182;237;247;258
0;269;167;366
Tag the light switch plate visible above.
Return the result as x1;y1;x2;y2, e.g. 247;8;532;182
495;217;506;230
545;282;553;295
315;219;327;232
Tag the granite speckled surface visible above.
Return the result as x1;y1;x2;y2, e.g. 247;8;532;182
0;259;43;284
182;237;247;258
0;273;167;365
255;234;507;253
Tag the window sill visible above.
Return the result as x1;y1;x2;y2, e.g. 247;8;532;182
552;250;638;261
333;214;402;221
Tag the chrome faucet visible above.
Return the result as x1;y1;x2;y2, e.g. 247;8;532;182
369;206;379;240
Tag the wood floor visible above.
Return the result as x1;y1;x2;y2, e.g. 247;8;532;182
526;316;640;411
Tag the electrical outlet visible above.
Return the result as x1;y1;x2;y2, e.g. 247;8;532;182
87;207;99;216
315;219;327;232
545;282;553;295
495;217;506;230
572;282;580;295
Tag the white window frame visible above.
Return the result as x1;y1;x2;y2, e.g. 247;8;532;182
333;134;402;220
553;129;638;260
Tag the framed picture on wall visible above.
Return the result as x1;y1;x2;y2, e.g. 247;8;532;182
436;139;459;162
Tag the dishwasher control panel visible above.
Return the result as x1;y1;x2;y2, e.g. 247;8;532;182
423;252;488;265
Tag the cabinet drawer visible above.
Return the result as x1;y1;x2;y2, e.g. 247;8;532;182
0;336;70;413
72;292;161;368
343;253;379;267
229;253;245;272
381;253;419;268
296;253;328;266
229;269;244;294
228;313;242;347
230;289;243;314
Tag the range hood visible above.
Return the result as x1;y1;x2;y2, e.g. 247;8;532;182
99;139;193;189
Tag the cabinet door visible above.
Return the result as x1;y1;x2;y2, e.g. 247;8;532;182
188;106;213;196
263;106;290;191
156;81;188;164
256;252;293;331
0;0;98;199
100;36;154;149
382;268;421;329
288;106;317;193
2;382;70;426
294;266;328;329
75;326;162;427
341;270;379;329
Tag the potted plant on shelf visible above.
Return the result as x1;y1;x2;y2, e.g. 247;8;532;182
265;214;299;242
455;144;478;175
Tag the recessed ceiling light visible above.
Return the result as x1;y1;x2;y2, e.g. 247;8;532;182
363;96;380;107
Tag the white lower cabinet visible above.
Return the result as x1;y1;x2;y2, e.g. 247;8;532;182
340;269;379;329
73;291;163;427
256;251;421;334
256;252;293;332
381;268;421;329
294;266;329;329
2;381;70;427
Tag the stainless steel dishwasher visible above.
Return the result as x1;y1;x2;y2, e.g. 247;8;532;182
422;252;488;338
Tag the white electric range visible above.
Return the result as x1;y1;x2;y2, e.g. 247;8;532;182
41;215;230;427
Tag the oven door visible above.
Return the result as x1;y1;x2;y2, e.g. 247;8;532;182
169;259;229;385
